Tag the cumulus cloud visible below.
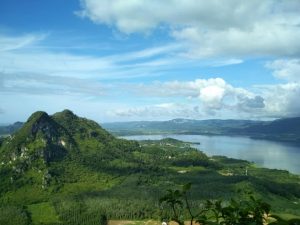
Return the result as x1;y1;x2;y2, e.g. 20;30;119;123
132;78;229;98
132;78;261;109
261;58;300;117
115;70;300;119
78;0;300;58
260;58;300;117
78;0;271;33
198;79;227;109
172;23;300;58
259;83;300;118
114;78;269;119
266;59;300;82
237;96;265;113
114;78;300;119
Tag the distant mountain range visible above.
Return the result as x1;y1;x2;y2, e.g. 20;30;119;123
102;118;261;134
102;117;300;143
2;116;300;143
0;121;23;136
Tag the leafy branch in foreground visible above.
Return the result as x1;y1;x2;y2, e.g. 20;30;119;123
159;183;271;225
159;183;208;225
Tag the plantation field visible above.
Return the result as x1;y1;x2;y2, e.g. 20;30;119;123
27;202;60;224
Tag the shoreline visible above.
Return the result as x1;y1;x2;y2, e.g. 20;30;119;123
120;133;300;175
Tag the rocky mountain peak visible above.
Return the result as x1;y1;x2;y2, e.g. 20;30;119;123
26;112;58;138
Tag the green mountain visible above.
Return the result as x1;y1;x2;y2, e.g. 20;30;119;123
0;109;139;192
0;110;300;225
1;111;74;164
233;117;300;142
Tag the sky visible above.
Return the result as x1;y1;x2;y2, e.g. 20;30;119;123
1;0;300;123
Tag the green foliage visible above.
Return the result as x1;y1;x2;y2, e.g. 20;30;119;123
59;206;107;225
160;184;272;225
199;195;271;225
269;214;300;225
53;199;108;225
0;110;299;225
27;202;60;224
0;206;31;225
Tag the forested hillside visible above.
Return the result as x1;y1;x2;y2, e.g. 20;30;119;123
0;110;300;225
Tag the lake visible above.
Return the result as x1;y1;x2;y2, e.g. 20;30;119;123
121;134;300;174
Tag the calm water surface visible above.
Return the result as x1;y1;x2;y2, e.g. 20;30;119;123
121;134;300;174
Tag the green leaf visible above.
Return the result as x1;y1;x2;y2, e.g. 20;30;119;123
182;182;191;193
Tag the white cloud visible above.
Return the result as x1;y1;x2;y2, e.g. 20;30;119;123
115;78;268;119
0;50;114;78
117;44;181;61
3;31;298;120
256;83;300;118
132;78;259;108
0;33;47;52
262;58;300;117
236;96;265;113
111;102;203;119
113;77;300;119
266;59;300;82
0;72;106;96
78;0;300;58
211;59;243;67
198;79;227;109
0;33;190;81
172;22;300;58
260;58;300;117
114;74;300;120
78;0;271;33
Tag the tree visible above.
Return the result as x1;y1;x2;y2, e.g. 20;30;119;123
160;184;271;225
160;183;207;225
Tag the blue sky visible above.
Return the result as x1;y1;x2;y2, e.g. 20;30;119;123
1;0;300;123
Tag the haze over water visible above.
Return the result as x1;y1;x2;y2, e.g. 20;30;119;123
122;135;300;174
